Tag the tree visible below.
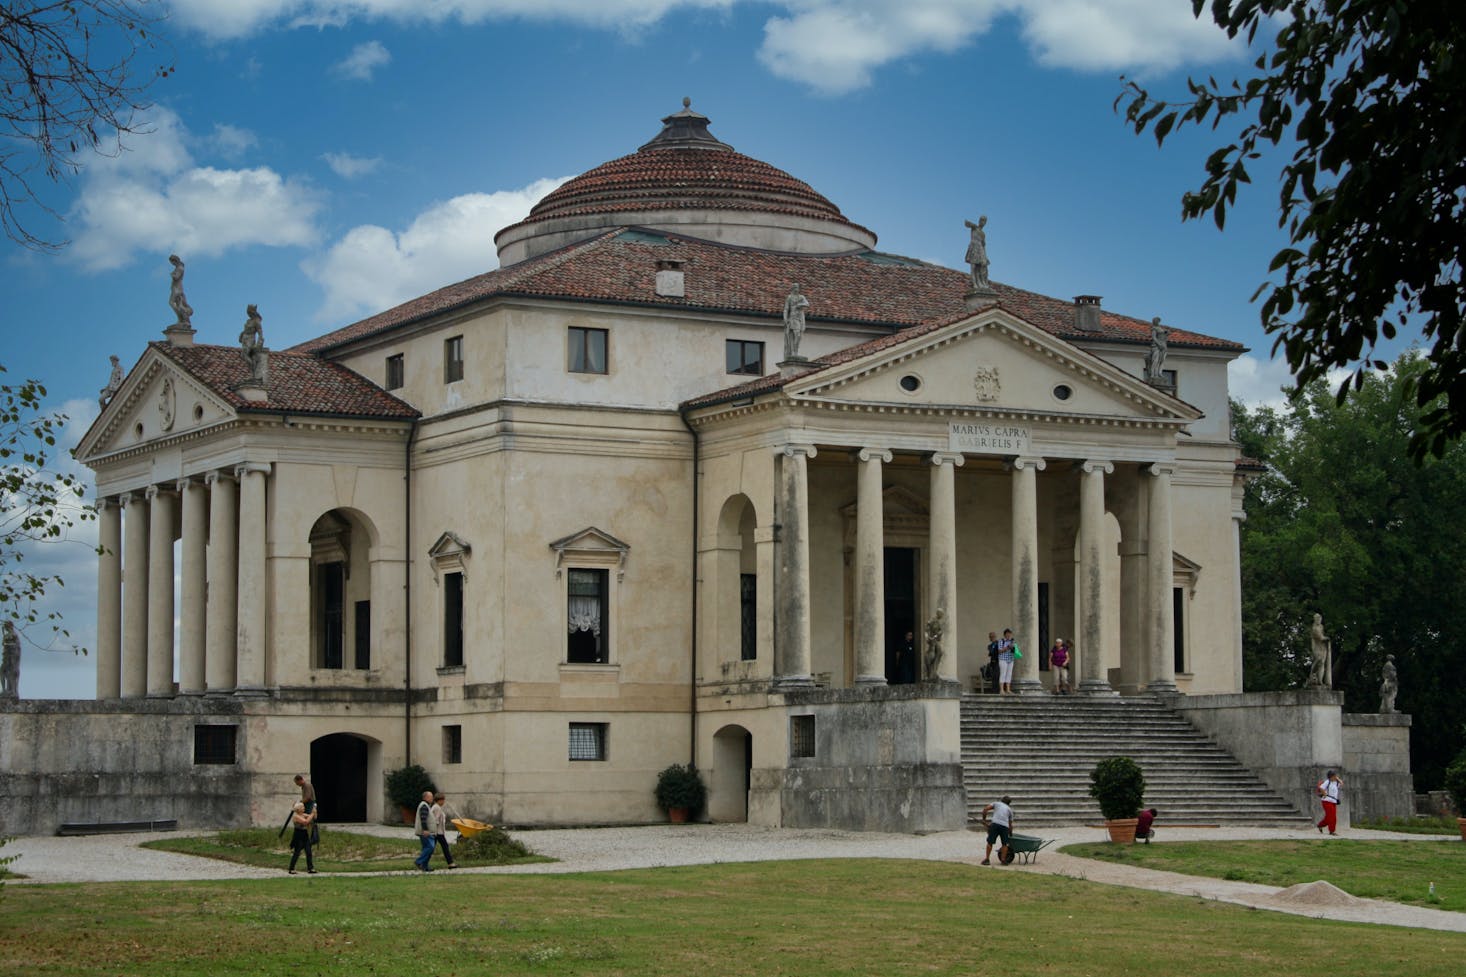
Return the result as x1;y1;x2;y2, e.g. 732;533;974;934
1233;351;1466;789
1119;1;1466;459
1;364;91;643
1;0;172;250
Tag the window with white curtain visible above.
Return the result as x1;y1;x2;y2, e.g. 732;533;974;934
567;568;608;663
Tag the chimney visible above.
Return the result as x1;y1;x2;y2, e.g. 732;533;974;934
655;259;686;298
1074;295;1103;332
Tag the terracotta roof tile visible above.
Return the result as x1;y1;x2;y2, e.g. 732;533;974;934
152;342;419;420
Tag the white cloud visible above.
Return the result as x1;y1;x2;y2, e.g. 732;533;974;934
210;123;259;158
1017;0;1238;73
333;40;392;81
66;108;322;271
303;177;570;322
322;152;383;179
1228;354;1297;410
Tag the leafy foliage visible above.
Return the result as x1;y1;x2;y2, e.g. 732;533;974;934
1445;751;1466;816
1088;756;1146;821
0;0;172;249
383;763;437;810
1;364;92;645
1118;1;1466;459
453;825;536;864
653;763;707;815
1233;352;1466;788
0;835;15;891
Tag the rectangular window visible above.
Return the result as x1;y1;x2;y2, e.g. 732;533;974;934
568;722;608;761
1173;587;1187;674
739;573;757;660
385;353;404;390
354;600;371;670
444;335;464;383
568;326;608;374
193;725;238;765
443;571;464;668
1162;368;1178;392
319;562;345;669
726;339;764;376
443;725;463;765
567;568;608;663
790;715;816;759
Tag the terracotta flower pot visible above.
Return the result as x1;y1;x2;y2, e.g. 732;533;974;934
400;805;415;826
1105;818;1139;844
1457;817;1466;841
668;807;690;824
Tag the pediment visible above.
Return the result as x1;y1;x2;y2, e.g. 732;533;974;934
428;531;472;561
839;484;928;520
550;526;630;579
77;348;237;461
788;310;1199;423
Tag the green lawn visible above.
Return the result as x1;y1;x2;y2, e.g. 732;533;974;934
3;859;1465;976
141;827;552;873
1064;838;1466;909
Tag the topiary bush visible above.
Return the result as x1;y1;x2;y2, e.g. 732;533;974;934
654;763;707;816
384;764;437;811
1089;756;1146;821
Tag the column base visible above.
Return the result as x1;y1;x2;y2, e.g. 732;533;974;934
1146;680;1179;694
233;686;270;698
772;675;815;692
146;690;176;699
206;688;237;697
854;674;888;687
1012;678;1046;695
1078;679;1119;696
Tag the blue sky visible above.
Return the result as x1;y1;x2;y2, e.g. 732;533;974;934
5;0;1309;697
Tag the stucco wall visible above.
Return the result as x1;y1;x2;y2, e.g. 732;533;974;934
1342;712;1414;821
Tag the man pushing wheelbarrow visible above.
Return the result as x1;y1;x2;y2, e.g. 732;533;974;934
981;796;1016;865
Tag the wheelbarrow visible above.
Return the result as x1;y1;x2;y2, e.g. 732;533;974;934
451;818;493;838
1004;833;1053;865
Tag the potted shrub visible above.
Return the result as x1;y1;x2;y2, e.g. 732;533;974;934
1444;749;1466;841
654;763;707;823
385;764;437;825
1089;756;1146;844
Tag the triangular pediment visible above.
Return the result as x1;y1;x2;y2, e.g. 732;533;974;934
787;309;1200;423
77;347;238;462
428;531;472;561
839;484;928;520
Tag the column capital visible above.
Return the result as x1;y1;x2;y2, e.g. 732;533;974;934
1007;455;1046;473
235;461;272;478
95;495;120;513
777;443;818;461
928;451;965;468
204;469;236;487
1145;462;1176;478
1080;458;1115;475
176;475;206;492
119;490;145;508
855;446;893;464
144;484;176;502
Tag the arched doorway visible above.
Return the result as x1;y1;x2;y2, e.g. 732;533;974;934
310;733;370;822
709;724;753;822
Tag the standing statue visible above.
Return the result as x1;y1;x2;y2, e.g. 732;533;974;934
1144;317;1171;382
1378;654;1398;713
1;620;20;700
168;254;194;327
782;283;810;361
1306;613;1333;688
98;354;124;408
240;304;266;381
922;607;946;680
964;216;990;291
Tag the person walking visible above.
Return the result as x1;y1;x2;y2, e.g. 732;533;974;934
981;796;1015;865
997;629;1016;695
985;631;1000;693
287;801;316;875
1049;638;1071;694
432;793;458;868
413;790;437;871
294;773;316;815
1316;770;1344;835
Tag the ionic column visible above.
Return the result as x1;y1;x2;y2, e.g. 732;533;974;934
928;452;964;682
774;444;817;689
205;471;239;693
853;447;891;686
235;462;271;695
95;497;122;699
1009;456;1045;694
120;491;149;698
1078;459;1117;695
146;485;177;697
177;477;208;694
1146;464;1177;693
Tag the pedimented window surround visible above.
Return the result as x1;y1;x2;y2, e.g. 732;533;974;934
550;527;629;667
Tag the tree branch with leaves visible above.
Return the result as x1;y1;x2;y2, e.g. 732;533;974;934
1;0;173;250
1119;0;1466;459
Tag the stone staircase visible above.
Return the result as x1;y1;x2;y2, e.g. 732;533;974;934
960;694;1313;827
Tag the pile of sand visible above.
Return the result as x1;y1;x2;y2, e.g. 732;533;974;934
1267;880;1372;908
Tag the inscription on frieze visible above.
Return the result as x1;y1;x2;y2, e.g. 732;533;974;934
948;422;1030;454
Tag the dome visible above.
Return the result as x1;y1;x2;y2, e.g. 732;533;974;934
495;100;877;265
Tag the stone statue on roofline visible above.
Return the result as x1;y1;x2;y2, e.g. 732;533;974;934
964;216;991;292
782;283;810;361
1305;613;1333;688
168;254;193;328
99;354;124;409
1144;316;1171;384
1;620;20;699
240;304;268;385
1378;654;1398;713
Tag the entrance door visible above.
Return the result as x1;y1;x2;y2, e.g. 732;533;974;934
311;734;368;822
884;547;919;684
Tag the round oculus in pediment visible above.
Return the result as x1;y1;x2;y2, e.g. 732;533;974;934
193;403;204;422
898;374;922;393
1053;384;1073;402
134;421;144;440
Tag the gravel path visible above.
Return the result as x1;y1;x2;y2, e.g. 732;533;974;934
6;823;1463;933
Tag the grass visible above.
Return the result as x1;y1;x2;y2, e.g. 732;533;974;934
141;826;552;873
1354;815;1463;836
2;859;1465;976
1065;838;1466;910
